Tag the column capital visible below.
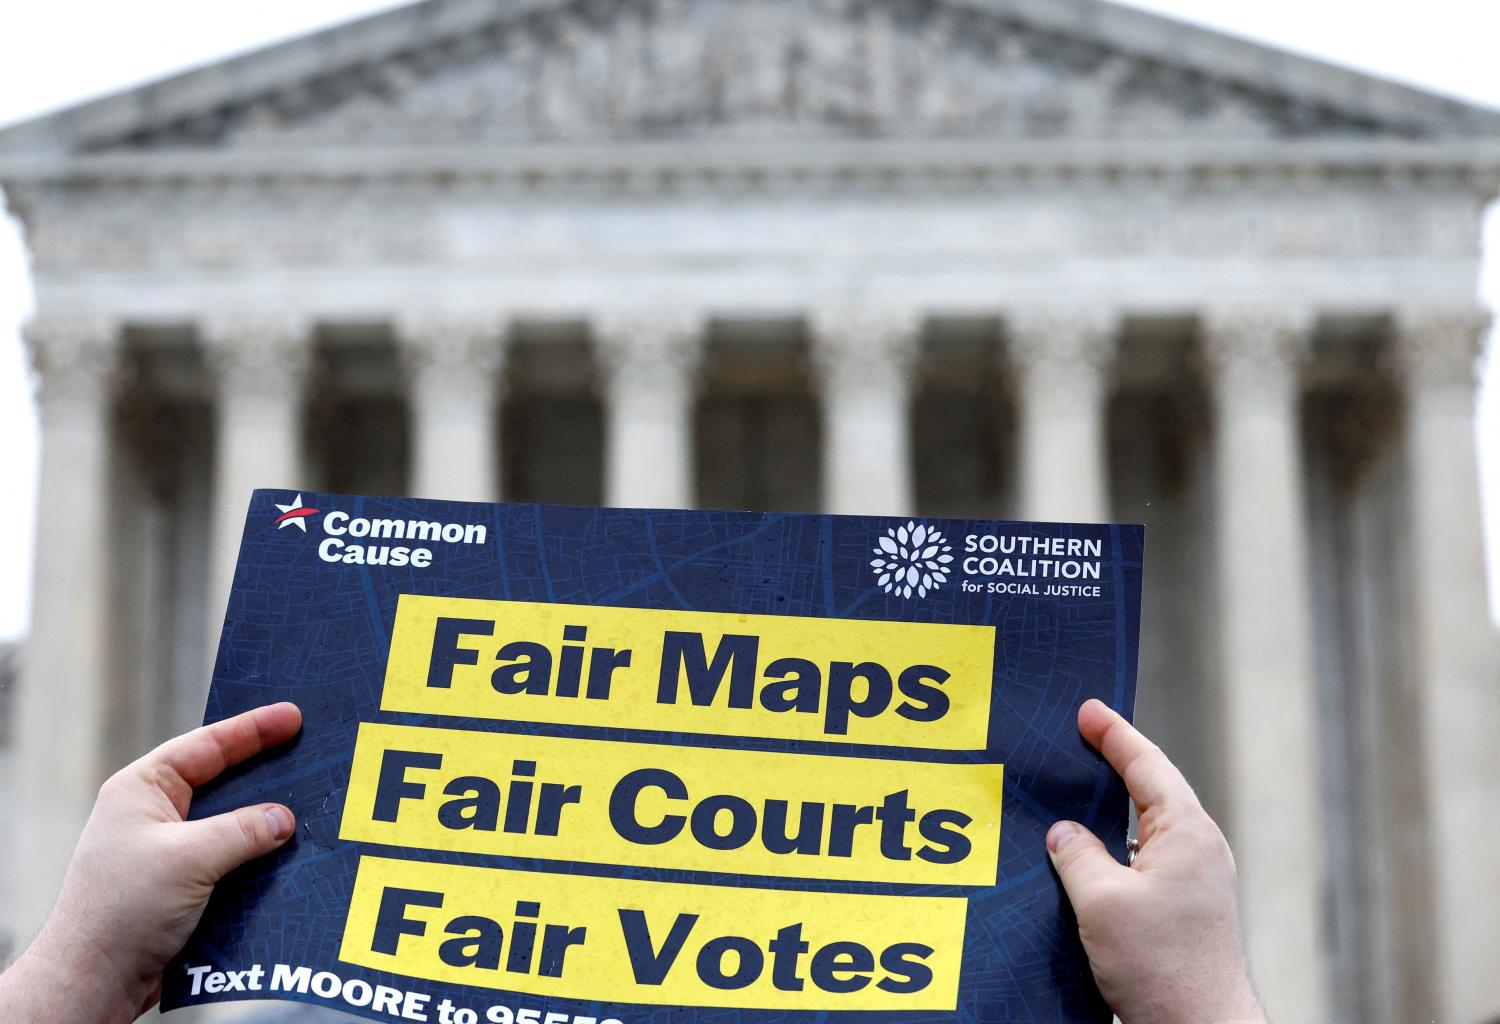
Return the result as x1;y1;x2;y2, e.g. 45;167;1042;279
1200;307;1316;391
809;307;923;391
201;311;314;396
593;310;704;395
1006;307;1118;374
1393;306;1490;388
23;312;120;405
394;312;509;380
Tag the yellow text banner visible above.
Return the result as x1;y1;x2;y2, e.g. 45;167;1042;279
340;855;967;1011
381;595;994;750
340;722;1003;886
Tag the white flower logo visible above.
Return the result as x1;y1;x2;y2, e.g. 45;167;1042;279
871;520;954;598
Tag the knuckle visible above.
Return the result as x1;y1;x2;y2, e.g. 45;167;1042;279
1214;832;1240;881
1182;818;1239;879
1192;817;1232;854
1120;744;1164;786
144;762;175;794
96;769;129;802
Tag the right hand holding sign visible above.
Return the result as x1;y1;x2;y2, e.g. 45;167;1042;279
1047;699;1266;1024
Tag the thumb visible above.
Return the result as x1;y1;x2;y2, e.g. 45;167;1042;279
1047;820;1126;901
183;804;296;881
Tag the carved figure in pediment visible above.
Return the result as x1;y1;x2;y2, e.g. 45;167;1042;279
946;32;1014;134
573;23;614;118
792;0;865;125
1195;90;1274;138
861;6;900;126
909;12;956;129
999;34;1069;136
1066;55;1131;137
606;7;650;132
533;17;595;137
233;105;287;144
1109;66;1207;138
640;0;709;127
710;2;793;129
473;59;533;140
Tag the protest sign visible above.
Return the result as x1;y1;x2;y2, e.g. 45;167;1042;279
163;491;1143;1023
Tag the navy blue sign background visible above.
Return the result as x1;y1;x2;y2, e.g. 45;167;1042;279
163;491;1143;1023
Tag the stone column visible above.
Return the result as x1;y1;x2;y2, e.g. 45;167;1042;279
1202;309;1328;1024
204;314;311;647
594;312;702;509
1395;308;1500;1024
11;314;119;939
1008;310;1114;522
396;314;507;503
811;309;921;517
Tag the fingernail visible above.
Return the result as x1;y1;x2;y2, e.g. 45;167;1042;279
265;806;294;841
1047;821;1081;854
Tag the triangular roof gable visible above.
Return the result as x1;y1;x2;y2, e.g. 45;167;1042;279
3;0;1498;158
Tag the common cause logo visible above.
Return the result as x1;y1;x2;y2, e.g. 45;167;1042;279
871;521;954;598
272;493;321;532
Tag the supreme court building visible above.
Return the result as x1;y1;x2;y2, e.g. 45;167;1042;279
2;1;1499;1021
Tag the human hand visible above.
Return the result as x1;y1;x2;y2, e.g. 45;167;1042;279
1047;699;1264;1024
2;702;302;1024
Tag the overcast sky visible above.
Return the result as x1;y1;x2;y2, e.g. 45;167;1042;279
1;0;1498;640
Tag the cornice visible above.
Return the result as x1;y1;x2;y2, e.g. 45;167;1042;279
4;138;1499;196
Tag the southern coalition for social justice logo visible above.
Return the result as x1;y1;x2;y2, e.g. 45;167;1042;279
871;521;954;598
272;494;321;532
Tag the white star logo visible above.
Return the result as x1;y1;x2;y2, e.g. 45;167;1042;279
272;494;320;532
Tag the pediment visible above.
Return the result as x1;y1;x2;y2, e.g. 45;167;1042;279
218;0;1326;148
4;0;1498;160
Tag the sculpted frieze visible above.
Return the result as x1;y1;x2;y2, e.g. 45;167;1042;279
8;177;1478;273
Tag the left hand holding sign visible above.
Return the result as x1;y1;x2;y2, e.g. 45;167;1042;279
0;702;302;1024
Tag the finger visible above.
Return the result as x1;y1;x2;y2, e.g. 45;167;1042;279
1046;820;1127;902
139;703;302;816
1078;698;1198;815
181;803;296;882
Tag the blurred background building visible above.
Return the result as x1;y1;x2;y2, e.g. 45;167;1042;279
0;641;16;967
1;0;1498;1022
